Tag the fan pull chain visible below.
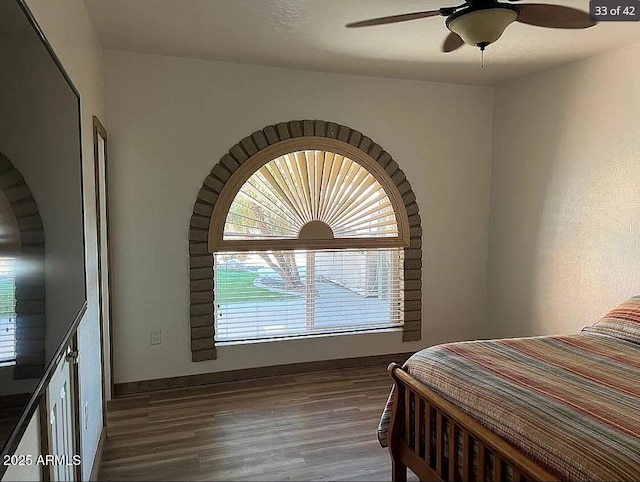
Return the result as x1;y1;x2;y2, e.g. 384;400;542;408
477;41;489;69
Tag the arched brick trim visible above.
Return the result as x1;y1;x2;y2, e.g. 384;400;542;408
0;151;46;379
188;121;422;362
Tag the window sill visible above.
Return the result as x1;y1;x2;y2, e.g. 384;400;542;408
216;325;404;347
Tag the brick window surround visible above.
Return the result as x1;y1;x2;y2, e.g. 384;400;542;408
189;121;422;362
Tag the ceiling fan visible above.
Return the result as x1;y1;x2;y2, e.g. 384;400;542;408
346;1;596;54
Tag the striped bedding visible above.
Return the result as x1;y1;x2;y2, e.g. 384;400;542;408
378;297;640;481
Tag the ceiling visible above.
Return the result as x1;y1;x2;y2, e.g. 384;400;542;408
84;0;640;85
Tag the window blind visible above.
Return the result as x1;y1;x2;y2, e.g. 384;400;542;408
224;150;398;241
214;248;403;343
0;257;16;363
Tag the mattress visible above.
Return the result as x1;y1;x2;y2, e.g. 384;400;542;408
377;331;640;480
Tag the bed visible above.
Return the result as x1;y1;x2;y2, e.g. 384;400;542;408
378;296;640;481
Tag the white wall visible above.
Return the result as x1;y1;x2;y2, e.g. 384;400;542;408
104;50;493;383
4;1;106;480
488;43;640;338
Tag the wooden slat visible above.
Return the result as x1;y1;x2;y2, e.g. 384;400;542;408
462;431;471;482
405;388;412;446
478;442;487;481
436;412;444;476
495;454;504;482
396;440;439;482
414;397;422;456
392;459;408;482
425;403;432;467
513;467;522;481
449;422;458;481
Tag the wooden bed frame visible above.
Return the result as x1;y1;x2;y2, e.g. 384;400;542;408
386;363;559;482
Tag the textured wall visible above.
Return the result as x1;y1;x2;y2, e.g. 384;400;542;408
488;43;640;338
104;50;494;383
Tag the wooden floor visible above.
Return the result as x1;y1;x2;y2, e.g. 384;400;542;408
99;366;417;481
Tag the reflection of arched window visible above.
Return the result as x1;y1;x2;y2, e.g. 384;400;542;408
210;145;409;343
189;122;423;361
0;151;46;378
0;190;19;364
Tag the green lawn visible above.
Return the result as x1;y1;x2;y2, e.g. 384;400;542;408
215;270;297;304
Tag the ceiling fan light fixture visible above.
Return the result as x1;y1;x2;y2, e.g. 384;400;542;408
446;7;518;48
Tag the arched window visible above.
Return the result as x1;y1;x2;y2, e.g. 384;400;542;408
189;121;422;360
209;140;409;343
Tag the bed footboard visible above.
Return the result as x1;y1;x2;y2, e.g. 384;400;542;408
386;363;557;482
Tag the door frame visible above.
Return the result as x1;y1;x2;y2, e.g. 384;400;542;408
71;335;81;481
92;116;113;416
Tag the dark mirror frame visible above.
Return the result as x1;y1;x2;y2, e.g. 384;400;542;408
0;0;88;473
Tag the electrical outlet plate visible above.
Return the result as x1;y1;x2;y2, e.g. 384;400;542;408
150;329;162;345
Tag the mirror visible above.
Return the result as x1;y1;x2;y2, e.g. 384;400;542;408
0;0;86;458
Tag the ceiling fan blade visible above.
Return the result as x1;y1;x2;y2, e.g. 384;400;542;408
346;10;440;28
442;32;464;52
516;4;597;29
